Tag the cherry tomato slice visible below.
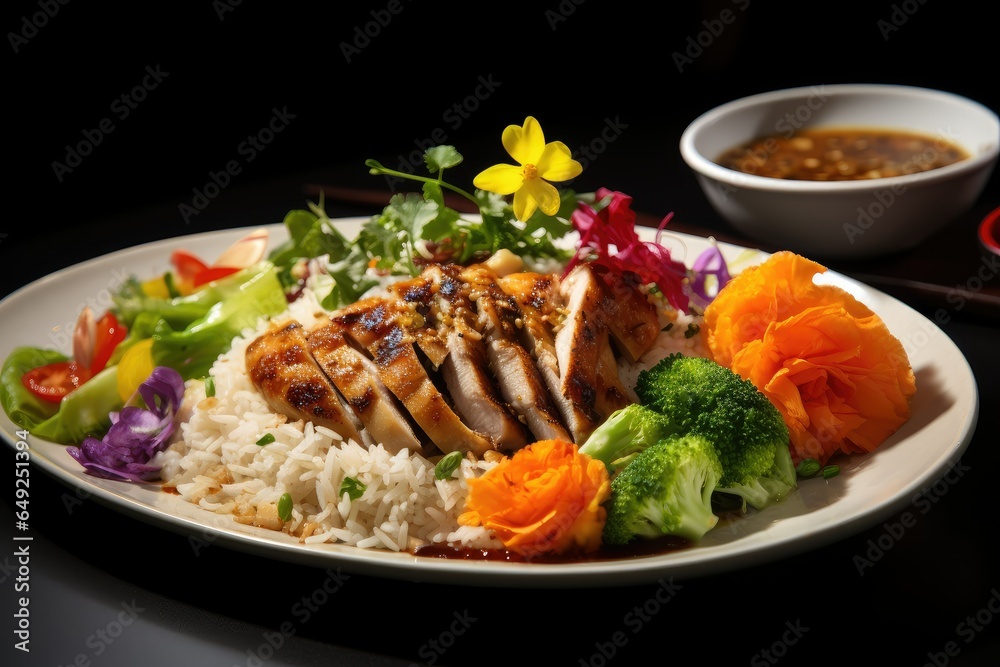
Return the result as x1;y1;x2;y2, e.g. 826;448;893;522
21;361;92;403
193;265;240;287
90;312;128;375
170;249;210;283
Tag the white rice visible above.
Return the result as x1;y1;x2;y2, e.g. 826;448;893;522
155;262;708;552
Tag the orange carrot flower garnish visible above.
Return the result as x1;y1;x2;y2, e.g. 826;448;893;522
702;251;916;465
459;439;611;558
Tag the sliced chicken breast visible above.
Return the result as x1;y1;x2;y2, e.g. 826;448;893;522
307;318;424;454
331;297;497;456
553;264;632;443
462;265;572;443
600;270;661;364
392;265;530;451
245;320;365;445
496;271;590;442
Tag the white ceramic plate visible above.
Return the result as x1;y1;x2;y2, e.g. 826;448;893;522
0;220;978;587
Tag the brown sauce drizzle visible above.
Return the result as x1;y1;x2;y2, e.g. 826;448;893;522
414;535;694;563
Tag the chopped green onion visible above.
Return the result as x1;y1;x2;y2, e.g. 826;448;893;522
684;322;700;338
796;458;821;478
339;476;366;501
434;451;464;480
822;465;841;480
204;376;215;397
277;493;293;521
256;433;276;446
660;322;674;332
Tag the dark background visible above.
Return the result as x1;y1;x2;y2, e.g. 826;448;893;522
3;2;999;666
5;0;998;273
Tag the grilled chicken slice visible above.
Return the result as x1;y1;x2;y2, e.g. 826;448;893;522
462;265;572;443
245;320;365;444
331;296;497;456
307;318;424;454
496;271;587;441
392;266;530;451
600;270;661;364
553;264;632;443
439;329;531;451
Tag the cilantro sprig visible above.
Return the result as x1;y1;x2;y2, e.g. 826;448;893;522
269;145;579;311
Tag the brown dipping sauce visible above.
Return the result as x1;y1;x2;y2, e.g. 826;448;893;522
715;126;969;181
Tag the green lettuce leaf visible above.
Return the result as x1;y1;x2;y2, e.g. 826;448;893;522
0;347;122;444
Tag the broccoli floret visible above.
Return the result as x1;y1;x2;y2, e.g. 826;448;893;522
603;433;722;545
634;353;797;510
579;403;679;474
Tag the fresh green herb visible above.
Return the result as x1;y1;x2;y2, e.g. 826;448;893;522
684;322;701;338
660;322;674;332
339;476;366;501
277;492;293;521
267;144;578;312
822;465;841;479
256;433;275;446
365;146;575;264
434;451;464;480
204;376;215;397
796;458;821;478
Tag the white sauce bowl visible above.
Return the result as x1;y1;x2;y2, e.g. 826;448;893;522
680;84;1000;259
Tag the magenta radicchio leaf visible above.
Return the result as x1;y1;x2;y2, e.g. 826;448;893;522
67;366;185;483
567;188;690;312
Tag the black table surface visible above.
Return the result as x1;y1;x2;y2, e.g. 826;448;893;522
4;3;1000;665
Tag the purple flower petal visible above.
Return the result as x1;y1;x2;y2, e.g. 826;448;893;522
688;244;733;307
69;366;185;483
137;366;184;419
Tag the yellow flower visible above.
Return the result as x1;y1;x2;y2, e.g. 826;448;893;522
473;116;582;221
